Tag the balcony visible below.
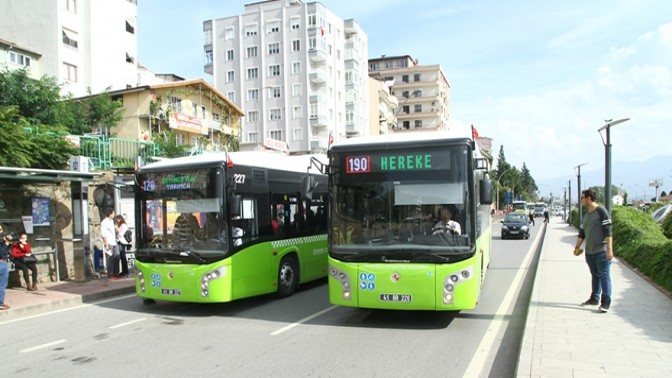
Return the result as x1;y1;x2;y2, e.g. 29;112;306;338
309;71;328;85
310;137;328;150
310;115;328;128
308;49;327;64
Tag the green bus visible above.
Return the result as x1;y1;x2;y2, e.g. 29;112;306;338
133;152;328;304
327;133;493;310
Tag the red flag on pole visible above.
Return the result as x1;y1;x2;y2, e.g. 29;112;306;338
471;125;479;140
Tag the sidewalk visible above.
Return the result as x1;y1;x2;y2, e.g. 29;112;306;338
517;221;672;377
0;275;135;321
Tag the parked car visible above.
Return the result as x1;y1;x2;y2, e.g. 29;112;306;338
501;212;530;239
651;204;672;224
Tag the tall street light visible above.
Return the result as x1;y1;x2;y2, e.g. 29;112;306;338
598;117;630;214
575;162;588;226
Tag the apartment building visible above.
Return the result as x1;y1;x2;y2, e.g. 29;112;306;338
0;0;139;97
0;38;41;79
368;55;451;133
204;0;369;153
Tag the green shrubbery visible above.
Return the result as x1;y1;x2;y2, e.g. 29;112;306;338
611;206;672;293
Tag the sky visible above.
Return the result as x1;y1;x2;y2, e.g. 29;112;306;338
137;0;672;198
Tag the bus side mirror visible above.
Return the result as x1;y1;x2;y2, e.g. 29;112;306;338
302;175;317;200
480;179;493;205
229;194;242;217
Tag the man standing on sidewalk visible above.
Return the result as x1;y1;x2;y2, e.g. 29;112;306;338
101;209;120;279
574;189;613;313
0;226;12;310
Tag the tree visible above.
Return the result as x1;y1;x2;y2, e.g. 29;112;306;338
62;89;125;135
519;163;538;200
153;131;191;158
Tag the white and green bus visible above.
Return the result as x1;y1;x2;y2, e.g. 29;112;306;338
327;133;493;310
133;152;328;304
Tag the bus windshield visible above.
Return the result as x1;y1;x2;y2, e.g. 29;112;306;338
136;168;229;261
330;145;473;261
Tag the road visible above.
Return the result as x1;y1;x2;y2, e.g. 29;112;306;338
0;221;543;377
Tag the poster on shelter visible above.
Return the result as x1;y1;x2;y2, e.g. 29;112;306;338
32;197;50;226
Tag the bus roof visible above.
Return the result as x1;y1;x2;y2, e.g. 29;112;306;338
139;151;327;175
331;132;472;149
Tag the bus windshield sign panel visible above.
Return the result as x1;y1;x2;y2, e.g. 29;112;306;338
344;151;450;174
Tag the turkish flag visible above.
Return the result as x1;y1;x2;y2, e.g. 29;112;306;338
471;125;479;139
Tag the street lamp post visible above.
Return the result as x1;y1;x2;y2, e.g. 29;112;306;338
575;162;588;226
598;118;630;214
568;179;572;224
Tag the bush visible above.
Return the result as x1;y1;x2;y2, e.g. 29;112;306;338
611;206;672;293
661;209;672;239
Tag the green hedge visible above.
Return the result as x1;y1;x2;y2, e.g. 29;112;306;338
611;206;672;293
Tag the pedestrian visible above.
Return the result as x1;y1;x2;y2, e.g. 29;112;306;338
574;189;613;313
115;215;131;277
528;209;535;226
101;208;120;279
11;232;39;291
543;207;550;223
0;225;12;310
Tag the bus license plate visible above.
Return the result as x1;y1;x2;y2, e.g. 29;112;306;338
379;294;412;302
161;289;182;296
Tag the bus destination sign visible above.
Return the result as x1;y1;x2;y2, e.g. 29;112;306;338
345;153;439;174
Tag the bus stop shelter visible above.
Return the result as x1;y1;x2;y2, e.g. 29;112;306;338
0;166;102;283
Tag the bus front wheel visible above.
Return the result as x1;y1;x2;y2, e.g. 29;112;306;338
277;256;298;298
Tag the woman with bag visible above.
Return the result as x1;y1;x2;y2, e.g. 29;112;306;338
11;232;39;291
115;215;131;277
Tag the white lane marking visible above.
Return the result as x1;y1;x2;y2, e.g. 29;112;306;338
109;317;147;329
0;294;138;326
270;305;338;336
20;339;67;353
463;225;543;377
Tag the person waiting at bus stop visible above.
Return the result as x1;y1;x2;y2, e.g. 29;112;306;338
12;232;39;291
0;226;12;310
432;206;462;235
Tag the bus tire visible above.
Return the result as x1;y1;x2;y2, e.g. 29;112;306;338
276;255;298;298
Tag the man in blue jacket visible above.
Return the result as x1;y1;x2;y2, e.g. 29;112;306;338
0;225;12;310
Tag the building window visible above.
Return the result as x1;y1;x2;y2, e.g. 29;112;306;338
268;86;281;99
269;129;282;140
269;108;282;121
201;106;206;119
268;65;280;77
403;121;410;129
291;39;300;51
414;73;421;82
225;27;234;40
227;91;235;102
293;127;303;141
205;50;213;65
64;62;78;82
245;24;258;37
246;46;258;58
62;29;78;49
345;71;353;84
125;19;135;34
291;61;301;74
414;104;422;113
415;120;423;128
292;106;302;119
192;103;198;116
204;30;213;45
268;42;280;55
65;0;77;13
226;70;235;82
402;105;409;114
292;83;302;97
126;52;135;64
266;20;280;34
247;89;259;101
402;74;409;83
246;67;259;79
248;132;259;143
402;90;409;98
9;52;31;67
226;49;234;61
308;14;317;27
291;17;300;30
176;133;184;145
308;37;316;50
248;111;259;123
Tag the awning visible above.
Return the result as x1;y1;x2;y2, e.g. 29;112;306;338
0;167;102;183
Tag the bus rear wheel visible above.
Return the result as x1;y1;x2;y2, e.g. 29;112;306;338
277;256;298;298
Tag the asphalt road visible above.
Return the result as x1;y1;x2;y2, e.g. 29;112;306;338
1;221;543;378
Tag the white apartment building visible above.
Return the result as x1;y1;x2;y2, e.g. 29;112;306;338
0;0;139;97
0;38;42;79
368;55;451;133
204;0;369;153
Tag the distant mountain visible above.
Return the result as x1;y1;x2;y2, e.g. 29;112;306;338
543;155;672;202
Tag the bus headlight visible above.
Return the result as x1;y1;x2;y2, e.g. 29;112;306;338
329;265;351;301
201;267;226;298
137;270;145;292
